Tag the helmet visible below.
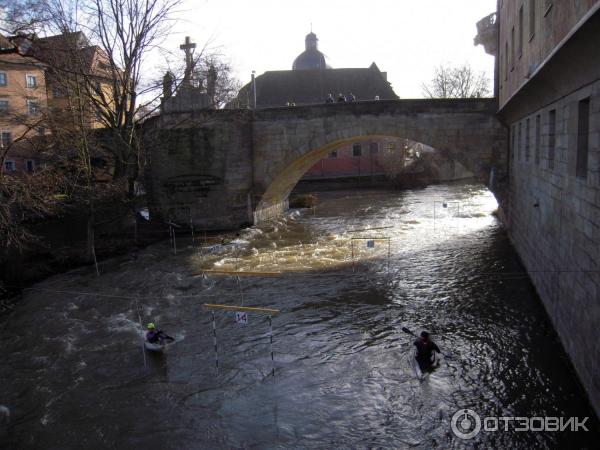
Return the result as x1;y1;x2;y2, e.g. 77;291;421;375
147;322;156;330
420;331;430;338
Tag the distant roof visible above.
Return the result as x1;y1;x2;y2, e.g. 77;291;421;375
31;32;113;77
0;51;44;66
292;49;329;70
35;31;90;49
236;64;398;108
292;31;329;70
0;34;14;51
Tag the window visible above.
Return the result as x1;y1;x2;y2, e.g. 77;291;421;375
0;99;8;115
328;150;338;159
26;160;35;172
504;42;509;80
529;0;536;39
386;143;396;152
518;6;524;58
0;72;6;86
0;131;11;148
26;74;37;88
352;143;362;157
511;124;516;161
27;99;39;115
548;109;556;169
511;27;515;70
369;142;379;155
535;114;541;165
576;98;590;179
4;160;16;172
525;118;530;161
518;122;522;160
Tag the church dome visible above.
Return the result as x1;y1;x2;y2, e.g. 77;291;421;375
292;32;330;70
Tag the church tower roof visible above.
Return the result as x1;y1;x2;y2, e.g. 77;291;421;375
292;31;330;70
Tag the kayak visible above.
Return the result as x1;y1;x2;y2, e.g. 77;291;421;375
144;340;172;352
413;350;437;379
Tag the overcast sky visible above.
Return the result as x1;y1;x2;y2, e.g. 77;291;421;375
163;0;497;99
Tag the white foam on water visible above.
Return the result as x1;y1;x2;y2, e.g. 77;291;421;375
0;405;9;424
107;313;140;334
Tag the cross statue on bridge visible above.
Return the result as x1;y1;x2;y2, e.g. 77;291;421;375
180;36;196;84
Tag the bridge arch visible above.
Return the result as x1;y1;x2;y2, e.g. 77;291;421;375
252;99;507;220
256;133;470;211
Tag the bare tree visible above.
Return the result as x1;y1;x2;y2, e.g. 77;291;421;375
422;63;491;98
35;0;183;196
193;55;242;109
0;0;49;34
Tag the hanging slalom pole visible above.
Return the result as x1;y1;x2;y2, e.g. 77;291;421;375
135;299;147;368
172;225;177;254
388;239;391;276
268;314;275;376
212;310;219;372
236;275;244;306
166;220;180;254
189;211;195;247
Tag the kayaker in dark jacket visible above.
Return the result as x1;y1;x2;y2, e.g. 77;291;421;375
146;322;169;344
414;330;440;364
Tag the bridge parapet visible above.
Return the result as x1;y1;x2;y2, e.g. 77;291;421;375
145;98;508;229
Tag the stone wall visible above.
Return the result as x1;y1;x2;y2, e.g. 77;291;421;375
507;79;600;416
144;110;255;229
500;7;600;416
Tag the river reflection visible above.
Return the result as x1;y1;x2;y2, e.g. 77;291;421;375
0;182;598;449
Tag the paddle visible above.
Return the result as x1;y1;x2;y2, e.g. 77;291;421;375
401;326;417;337
160;332;175;341
402;326;450;359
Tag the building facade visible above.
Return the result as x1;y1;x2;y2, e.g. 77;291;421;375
480;1;600;416
0;31;124;175
0;35;47;174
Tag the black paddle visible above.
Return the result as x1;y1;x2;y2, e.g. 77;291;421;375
401;326;417;337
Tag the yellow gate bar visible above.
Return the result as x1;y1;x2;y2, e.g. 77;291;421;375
348;226;394;233
198;269;282;277
203;303;280;314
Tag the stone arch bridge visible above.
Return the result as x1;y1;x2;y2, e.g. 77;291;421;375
144;99;507;229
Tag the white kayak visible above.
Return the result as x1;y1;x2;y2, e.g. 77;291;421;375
144;340;173;352
413;350;437;380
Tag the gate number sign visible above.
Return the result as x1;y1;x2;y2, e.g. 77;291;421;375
235;311;248;325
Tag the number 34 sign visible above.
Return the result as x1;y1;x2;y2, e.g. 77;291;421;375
235;311;248;325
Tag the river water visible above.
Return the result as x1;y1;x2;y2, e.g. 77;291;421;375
1;182;598;449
